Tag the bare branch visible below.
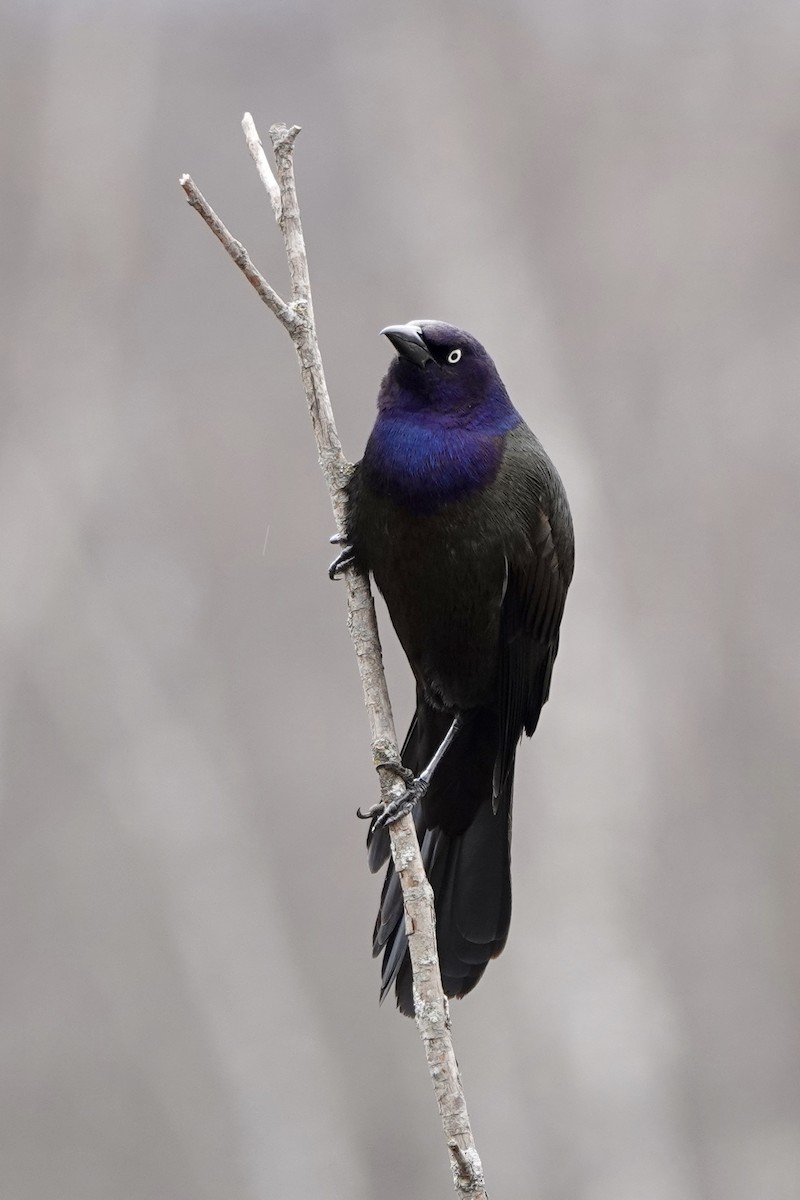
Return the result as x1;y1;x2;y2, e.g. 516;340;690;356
241;112;282;221
180;119;488;1200
179;174;298;331
269;125;314;316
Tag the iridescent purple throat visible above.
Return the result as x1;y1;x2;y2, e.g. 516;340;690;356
363;404;522;515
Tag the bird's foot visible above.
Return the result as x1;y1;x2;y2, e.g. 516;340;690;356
356;764;427;829
329;533;355;580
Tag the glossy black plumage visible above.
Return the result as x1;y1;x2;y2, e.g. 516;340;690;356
345;321;574;1015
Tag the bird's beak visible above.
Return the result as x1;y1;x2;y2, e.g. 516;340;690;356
380;323;434;367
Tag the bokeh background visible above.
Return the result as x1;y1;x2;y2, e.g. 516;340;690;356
3;2;799;1197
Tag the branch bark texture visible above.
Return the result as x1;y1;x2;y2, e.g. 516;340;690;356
180;117;488;1199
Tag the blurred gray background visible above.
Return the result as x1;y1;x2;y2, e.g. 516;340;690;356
2;1;799;1197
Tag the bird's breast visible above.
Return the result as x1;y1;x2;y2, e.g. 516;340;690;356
358;487;510;712
361;417;512;515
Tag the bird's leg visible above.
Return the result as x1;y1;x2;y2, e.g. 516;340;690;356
418;712;465;788
357;714;465;828
328;532;355;580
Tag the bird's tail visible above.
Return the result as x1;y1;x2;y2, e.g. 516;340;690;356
367;702;513;1016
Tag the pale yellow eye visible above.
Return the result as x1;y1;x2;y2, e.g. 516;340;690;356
447;348;462;364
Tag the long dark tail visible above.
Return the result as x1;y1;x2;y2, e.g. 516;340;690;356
367;699;514;1016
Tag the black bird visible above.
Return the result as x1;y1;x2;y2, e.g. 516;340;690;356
332;320;574;1015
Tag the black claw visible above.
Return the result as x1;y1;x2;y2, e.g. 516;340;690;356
371;776;429;831
356;764;426;828
329;545;355;579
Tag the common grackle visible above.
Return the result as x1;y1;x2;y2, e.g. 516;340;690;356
333;320;574;1015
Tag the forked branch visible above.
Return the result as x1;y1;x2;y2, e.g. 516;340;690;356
180;116;487;1199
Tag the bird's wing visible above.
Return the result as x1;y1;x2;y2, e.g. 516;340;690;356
495;503;571;798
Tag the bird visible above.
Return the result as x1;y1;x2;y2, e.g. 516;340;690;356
330;320;574;1015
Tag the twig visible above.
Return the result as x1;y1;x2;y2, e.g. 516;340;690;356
241;113;282;221
179;176;298;330
180;117;488;1199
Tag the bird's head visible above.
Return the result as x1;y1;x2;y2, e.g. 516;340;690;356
378;320;514;427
